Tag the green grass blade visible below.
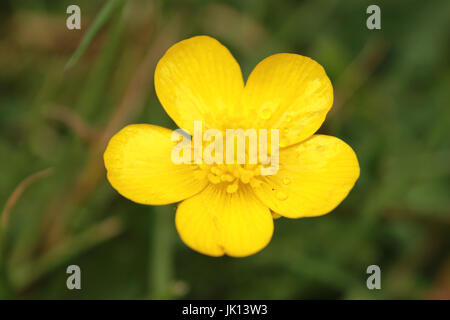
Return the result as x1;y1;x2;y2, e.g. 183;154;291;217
64;0;125;71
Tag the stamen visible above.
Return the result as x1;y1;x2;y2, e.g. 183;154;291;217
226;181;239;194
208;173;221;184
211;166;223;175
197;142;272;193
221;174;235;182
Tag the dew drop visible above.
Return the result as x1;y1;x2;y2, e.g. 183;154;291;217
260;108;272;120
282;177;291;185
275;190;288;201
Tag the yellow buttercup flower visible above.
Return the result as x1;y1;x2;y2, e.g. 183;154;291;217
104;36;360;257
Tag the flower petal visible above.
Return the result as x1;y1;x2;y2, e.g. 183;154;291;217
239;54;333;147
176;184;273;257
155;36;244;133
104;124;208;205
253;135;359;218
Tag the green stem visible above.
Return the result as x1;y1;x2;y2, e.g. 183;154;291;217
148;205;174;299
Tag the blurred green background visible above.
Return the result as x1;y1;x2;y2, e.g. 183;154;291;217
0;0;449;299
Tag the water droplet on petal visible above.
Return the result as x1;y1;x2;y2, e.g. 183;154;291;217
260;108;272;120
275;190;288;201
282;177;291;185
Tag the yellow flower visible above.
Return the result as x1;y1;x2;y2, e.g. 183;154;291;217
104;36;360;257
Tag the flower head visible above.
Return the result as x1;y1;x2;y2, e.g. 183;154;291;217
104;36;360;257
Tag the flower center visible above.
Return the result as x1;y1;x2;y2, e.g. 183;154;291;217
199;163;264;194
